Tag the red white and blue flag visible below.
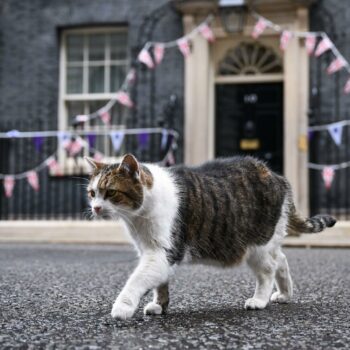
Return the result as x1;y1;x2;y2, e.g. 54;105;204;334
99;110;111;125
27;171;39;191
154;44;165;65
322;167;335;190
138;48;154;69
280;31;293;51
305;33;317;55
116;91;133;108
252;18;268;39
177;38;191;58
199;23;215;43
4;176;15;198
126;69;136;84
46;157;62;176
315;36;333;57
327;57;346;74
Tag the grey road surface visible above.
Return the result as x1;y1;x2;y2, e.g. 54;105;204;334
0;244;349;349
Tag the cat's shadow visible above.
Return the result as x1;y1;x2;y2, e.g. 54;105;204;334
107;301;311;330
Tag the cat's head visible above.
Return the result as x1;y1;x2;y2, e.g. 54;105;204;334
85;154;153;219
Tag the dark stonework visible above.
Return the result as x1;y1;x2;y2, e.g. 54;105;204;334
1;0;349;219
309;0;350;218
0;0;184;218
0;0;184;144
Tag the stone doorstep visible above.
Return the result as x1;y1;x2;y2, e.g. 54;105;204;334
0;220;349;247
0;221;130;244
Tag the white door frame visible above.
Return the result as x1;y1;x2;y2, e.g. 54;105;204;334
182;7;309;215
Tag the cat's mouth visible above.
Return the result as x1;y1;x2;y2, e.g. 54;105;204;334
92;210;112;220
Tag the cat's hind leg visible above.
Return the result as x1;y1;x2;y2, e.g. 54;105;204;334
144;283;169;315
245;247;278;310
270;249;293;303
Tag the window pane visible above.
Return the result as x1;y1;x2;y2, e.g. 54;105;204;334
67;101;85;123
110;33;127;60
67;66;83;93
67;34;84;62
110;103;128;126
89;101;111;154
89;34;105;61
88;101;127;155
88;66;105;93
110;65;126;92
88;101;108;127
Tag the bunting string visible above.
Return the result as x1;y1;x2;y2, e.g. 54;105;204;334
0;128;179;182
72;14;214;126
308;161;350;171
141;15;214;50
5;12;350;191
250;11;350;189
0;152;58;180
308;117;350;190
308;119;350;131
0;128;178;139
251;11;350;89
308;119;347;147
307;118;350;189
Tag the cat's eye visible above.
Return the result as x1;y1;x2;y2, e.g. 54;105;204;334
106;189;117;197
89;190;95;198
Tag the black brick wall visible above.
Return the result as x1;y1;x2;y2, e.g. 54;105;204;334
309;0;350;218
3;0;348;219
0;0;184;219
0;0;184;149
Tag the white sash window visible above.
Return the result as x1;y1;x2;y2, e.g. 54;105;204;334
58;28;129;173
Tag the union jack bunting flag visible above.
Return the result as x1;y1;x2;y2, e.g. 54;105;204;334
199;23;215;43
252;18;268;39
280;31;293;51
315;36;333;57
177;38;191;58
305;33;317;55
138;48;154;69
327;57;346;74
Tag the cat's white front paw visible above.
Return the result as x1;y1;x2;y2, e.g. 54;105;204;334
244;297;268;310
144;302;163;315
270;291;290;303
111;298;137;320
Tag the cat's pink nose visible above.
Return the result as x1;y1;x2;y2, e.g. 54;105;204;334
93;206;102;214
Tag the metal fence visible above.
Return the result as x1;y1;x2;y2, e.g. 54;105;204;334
0;118;177;220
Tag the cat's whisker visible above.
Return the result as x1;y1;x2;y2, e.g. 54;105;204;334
116;206;150;220
82;207;94;220
119;215;136;234
72;176;89;182
76;184;89;189
116;212;138;236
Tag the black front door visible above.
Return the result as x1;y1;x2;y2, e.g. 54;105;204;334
215;83;283;174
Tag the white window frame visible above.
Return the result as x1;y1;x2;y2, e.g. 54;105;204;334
57;27;129;174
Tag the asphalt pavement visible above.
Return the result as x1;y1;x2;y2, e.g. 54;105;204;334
0;244;349;349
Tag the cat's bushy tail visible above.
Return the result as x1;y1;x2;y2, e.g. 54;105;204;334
287;205;336;234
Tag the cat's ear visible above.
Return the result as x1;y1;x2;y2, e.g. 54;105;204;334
84;157;104;171
119;154;140;179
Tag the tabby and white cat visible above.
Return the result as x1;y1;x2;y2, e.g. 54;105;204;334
85;154;336;320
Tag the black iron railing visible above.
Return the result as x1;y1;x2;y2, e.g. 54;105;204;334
0;119;178;220
309;1;350;220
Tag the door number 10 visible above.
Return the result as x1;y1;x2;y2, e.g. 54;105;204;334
244;94;258;104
